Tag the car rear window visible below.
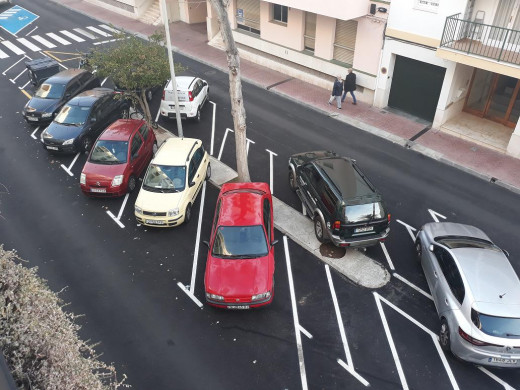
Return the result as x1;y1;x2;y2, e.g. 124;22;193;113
343;202;384;223
90;140;128;164
471;309;520;339
436;237;498;250
212;225;268;258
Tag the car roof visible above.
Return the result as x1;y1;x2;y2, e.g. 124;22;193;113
166;76;197;90
45;68;88;84
454;247;520;315
100;119;144;141
67;88;113;106
218;183;269;226
153;137;201;165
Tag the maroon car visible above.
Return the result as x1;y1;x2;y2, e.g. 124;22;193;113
80;119;156;197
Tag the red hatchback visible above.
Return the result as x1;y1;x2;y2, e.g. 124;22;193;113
80;119;156;197
204;182;276;309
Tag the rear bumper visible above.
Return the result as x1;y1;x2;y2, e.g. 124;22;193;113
206;295;273;309
330;227;390;248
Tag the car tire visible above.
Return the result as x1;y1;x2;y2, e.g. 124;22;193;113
289;171;297;192
206;163;211;181
415;239;422;261
185;203;192;223
195;108;201;122
127;175;137;193
81;136;92;153
439;319;451;352
314;216;327;243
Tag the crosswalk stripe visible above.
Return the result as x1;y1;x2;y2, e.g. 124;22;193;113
16;38;41;52
73;28;97;39
86;26;111;37
0;49;8;59
99;24;120;34
46;33;71;45
31;35;56;48
60;30;85;42
1;41;24;55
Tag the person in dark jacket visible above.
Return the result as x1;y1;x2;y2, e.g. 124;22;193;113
342;68;357;105
328;75;343;109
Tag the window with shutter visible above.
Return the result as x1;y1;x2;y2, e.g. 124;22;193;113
304;12;316;52
333;20;357;65
236;0;260;34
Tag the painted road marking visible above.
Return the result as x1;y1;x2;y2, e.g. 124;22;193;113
246;138;255;155
177;282;203;308
25;26;38;36
380;242;395;270
266;149;278;194
93;38;124;46
298;324;313;339
1;40;24;55
16;38;40;52
19;79;31;90
283;236;308;390
73;28;97;40
9;67;26;83
396;219;417;241
31;35;56;48
106;193;130;229
60;153;81;177
478;367;516;390
326;265;370;387
2;55;28;75
189;181;206;295
30;126;40;140
393;273;433;301
428;209;446;223
86;26;111;37
0;49;7;59
0;6;39;36
46;33;71;46
218;128;233;161
60;30;85;42
99;24;121;34
210;101;216;155
21;89;31;99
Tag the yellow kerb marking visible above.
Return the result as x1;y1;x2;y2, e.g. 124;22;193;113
21;89;32;99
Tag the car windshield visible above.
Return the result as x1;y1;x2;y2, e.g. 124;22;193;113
344;202;384;223
35;82;65;99
471;309;520;339
55;104;90;125
89;140;128;164
436;236;498;250
143;164;186;193
212;225;268;259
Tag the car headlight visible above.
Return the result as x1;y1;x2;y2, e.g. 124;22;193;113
41;130;52;139
111;175;124;187
206;293;224;301
80;173;86;185
41;112;52;118
135;205;143;214
62;138;74;145
167;208;179;217
251;292;271;301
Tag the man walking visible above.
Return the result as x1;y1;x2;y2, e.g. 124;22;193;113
328;75;343;109
342;68;357;105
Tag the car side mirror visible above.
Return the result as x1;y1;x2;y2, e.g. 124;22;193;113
189;181;195;187
271;240;279;247
203;241;209;248
203;81;208;86
429;244;434;252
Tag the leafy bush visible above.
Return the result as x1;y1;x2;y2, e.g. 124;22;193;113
0;246;128;389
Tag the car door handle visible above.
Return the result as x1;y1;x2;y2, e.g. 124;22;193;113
434;271;438;278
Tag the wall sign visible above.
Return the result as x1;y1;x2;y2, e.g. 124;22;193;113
414;0;439;13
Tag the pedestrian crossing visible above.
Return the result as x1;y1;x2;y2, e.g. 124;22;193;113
0;24;120;60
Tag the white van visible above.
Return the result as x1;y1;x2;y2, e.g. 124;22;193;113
160;76;209;122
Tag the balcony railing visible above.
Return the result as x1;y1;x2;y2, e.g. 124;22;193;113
440;13;520;66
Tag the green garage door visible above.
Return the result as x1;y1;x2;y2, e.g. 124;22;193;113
388;56;446;122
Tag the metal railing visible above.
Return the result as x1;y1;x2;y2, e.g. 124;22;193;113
440;13;520;65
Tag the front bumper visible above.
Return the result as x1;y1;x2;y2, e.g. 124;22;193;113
135;212;184;227
42;141;77;154
23;112;53;125
81;183;126;198
330;227;390;248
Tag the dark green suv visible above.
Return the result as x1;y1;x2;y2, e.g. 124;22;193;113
288;151;390;247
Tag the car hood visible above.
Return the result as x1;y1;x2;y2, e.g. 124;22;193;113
205;255;271;297
82;161;127;180
45;122;83;141
290;150;338;167
135;188;184;212
26;97;60;113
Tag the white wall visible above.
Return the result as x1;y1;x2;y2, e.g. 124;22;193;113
267;0;369;21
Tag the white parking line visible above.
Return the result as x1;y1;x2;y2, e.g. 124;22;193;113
101;77;108;86
1;41;24;55
46;33;71;45
246;138;255;155
0;49;8;59
478;366;516;390
266;149;278;194
189;182;206;295
326;265;370;387
9;67;26;83
210;101;216;155
16;38;40;51
283;236;308;390
2;55;28;75
154;106;161;124
298;324;313;339
106;193;130;229
177;282;203;308
380;242;395;270
217;128;233;161
396;219;417;242
106;210;125;228
59;30;85;42
19;79;31;90
431;334;460;390
428;209;446;223
30;126;40;140
60;152;81;177
337;359;370;387
31;35;56;48
40;51;67;69
93;38;124;45
87;26;112;37
393;273;433;301
117;192;129;220
25;26;38;36
73;28;97;40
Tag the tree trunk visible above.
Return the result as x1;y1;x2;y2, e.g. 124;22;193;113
209;0;251;182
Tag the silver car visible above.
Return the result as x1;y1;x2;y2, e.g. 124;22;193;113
415;222;520;367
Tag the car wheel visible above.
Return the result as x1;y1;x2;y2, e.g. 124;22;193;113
81;136;92;153
415;239;422;261
205;163;211;181
195;108;201;122
314;216;327;243
127;175;137;193
439;319;451;352
185;203;192;223
288;171;297;191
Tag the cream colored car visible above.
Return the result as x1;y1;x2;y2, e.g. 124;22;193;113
134;137;210;227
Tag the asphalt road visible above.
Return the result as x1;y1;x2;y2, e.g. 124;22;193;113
0;1;519;389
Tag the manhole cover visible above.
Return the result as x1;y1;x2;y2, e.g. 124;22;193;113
319;243;346;258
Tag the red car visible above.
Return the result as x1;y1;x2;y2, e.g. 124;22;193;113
204;182;277;309
80;119;156;197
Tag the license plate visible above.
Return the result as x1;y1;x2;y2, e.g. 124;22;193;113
489;357;518;364
146;219;165;225
27;116;38;121
46;146;58;150
228;305;249;310
355;226;374;233
90;188;106;193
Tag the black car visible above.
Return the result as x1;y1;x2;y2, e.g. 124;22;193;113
41;88;129;154
22;69;99;124
288;151;390;248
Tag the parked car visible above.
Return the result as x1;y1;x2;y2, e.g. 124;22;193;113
288;151;390;247
415;222;520;367
204;182;276;309
159;76;209;122
134;137;210;227
23;69;99;124
80;119;156;197
40;88;129;154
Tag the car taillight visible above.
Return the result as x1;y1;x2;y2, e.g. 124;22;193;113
162;90;165;100
387;213;391;222
333;220;341;230
189;91;194;101
458;327;501;347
